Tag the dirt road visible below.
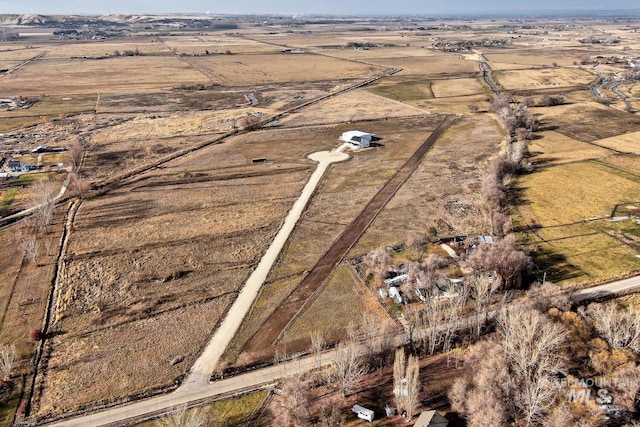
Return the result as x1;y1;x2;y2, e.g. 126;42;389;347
180;150;349;389
241;114;456;363
43;350;336;427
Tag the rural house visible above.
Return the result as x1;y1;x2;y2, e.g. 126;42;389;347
340;130;372;148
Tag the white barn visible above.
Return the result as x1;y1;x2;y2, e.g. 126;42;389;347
341;130;372;148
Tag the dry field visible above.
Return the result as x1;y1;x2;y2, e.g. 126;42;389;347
267;116;443;282
0;209;66;424
276;89;427;127
536;102;640;142
279;264;392;347
369;54;478;77
366;76;435;101
515;161;640;283
160;35;279;55
416;93;493;115
319;47;444;61
592;131;640;154
430;77;486;98
519;161;640;227
249;31;418;50
1;16;639;425
189;53;384;85
483;48;595;69
527;130;613;166
0;47;45;63
43;38;170;57
1;56;210;95
351;114;499;254
493;67;596;91
34;139;317;415
135;390;269;427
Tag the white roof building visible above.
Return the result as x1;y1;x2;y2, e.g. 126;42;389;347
340;130;372;148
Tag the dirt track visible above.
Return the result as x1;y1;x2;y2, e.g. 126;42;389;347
241;114;456;363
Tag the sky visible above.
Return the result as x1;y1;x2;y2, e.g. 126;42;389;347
0;0;638;15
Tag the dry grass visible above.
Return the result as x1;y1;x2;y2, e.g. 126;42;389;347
494;67;595;90
516;159;640;284
45;38;169;58
527;130;612;166
2;56;210;95
366;76;435;101
369;54;478;77
0;47;46;62
0;94;98;121
279;264;390;346
277;89;427;127
483;48;593;68
430;77;486;98
135;390;269;427
601;154;640;175
222;276;302;365
352;115;500;254
536;102;640;142
517;161;640;227
35;297;234;419
161;35;278;55
411;93;492;114
592;131;640;154
190;54;383;86
528;227;640;284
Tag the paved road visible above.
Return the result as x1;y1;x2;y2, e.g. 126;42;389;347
571;274;640;303
181;150;349;389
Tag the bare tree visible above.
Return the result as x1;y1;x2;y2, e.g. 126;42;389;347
405;354;420;420
497;307;568;425
469;274;501;336
393;347;406;411
362;247;392;287
29;180;58;234
273;371;310;427
316;403;346;427
331;340;367;397
20;233;39;264
360;312;380;356
0;344;17;381
310;330;324;384
580;303;640;354
393;348;420;420
466;236;531;288
452;307;568;426
66;141;84;173
240;114;262;131
405;231;425;252
68;171;88;199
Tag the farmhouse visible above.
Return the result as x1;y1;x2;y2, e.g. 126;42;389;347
340;130;372;148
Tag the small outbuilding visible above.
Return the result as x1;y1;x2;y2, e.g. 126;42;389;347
352;405;375;422
341;130;372;148
414;410;449;427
